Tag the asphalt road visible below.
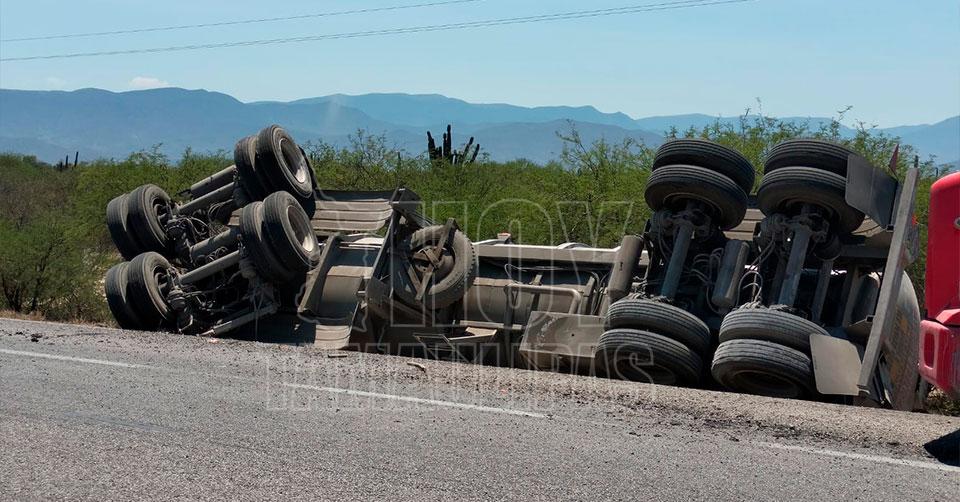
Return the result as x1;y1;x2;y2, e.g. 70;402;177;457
1;318;958;501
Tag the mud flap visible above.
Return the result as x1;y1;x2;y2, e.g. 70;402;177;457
313;315;356;350
811;333;863;396
845;153;899;228
518;312;604;374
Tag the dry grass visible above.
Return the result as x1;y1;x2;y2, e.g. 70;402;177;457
0;309;113;328
0;309;46;322
926;388;960;416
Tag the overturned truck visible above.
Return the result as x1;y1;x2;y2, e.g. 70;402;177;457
104;125;926;409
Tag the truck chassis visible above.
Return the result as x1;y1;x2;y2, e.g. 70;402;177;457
103;125;928;410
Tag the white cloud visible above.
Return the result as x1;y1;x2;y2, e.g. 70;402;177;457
129;76;171;90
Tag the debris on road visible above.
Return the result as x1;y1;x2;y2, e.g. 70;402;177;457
407;362;427;373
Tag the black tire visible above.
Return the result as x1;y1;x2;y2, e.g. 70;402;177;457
653;139;755;193
764;139;855;176
644;165;748;230
718;308;827;353
239;201;292;283
124;252;174;331
604;299;711;355
261;191;321;275
106;194;142;260
235;135;268;201
256;125;315;200
395;225;478;310
104;262;142;329
126;184;172;254
757;166;864;234
595;329;702;386
711;339;815;399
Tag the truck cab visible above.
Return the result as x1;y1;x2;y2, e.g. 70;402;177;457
919;171;960;399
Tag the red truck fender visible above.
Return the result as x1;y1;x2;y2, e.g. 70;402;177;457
920;319;960;399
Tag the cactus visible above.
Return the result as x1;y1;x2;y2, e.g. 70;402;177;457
427;125;480;166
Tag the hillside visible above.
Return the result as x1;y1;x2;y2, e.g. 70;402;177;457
0;88;394;160
291;93;641;130
0;88;956;166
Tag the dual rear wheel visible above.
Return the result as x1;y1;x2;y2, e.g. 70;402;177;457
757;139;866;234
645;138;754;230
234;126;317;215
596;299;710;387
709;139;868;399
239;191;321;284
601;140;754;387
104;252;175;331
711;308;825;399
105;192;321;332
106;185;173;260
597;301;823;398
105;126;318;264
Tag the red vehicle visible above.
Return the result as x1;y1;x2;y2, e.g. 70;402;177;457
919;171;960;399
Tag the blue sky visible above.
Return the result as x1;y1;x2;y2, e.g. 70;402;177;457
0;0;957;127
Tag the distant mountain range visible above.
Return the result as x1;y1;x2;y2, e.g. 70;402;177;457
0;88;957;169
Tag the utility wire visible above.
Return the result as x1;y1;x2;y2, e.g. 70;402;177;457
0;0;751;62
0;0;483;43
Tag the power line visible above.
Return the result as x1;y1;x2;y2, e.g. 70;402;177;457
0;0;752;62
0;0;483;43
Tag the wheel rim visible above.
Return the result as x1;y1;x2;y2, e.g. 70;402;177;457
151;264;170;298
286;204;317;254
153;196;171;226
412;244;456;281
279;137;310;185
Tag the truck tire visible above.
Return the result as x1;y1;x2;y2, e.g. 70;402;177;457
711;339;815;399
604;299;711;355
653;139;755;193
395;225;478;310
124;252;174;330
239;201;292;283
256;125;315;200
595;329;702;386
106;194;142;260
235;135;268;201
644;165;748;230
127;184;172;254
719;307;826;353
261;191;321;275
757;167;864;234
104;262;142;330
764;139;855;176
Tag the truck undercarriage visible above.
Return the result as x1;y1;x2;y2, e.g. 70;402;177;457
103;125;932;410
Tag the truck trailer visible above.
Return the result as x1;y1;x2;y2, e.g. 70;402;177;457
103;125;943;411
